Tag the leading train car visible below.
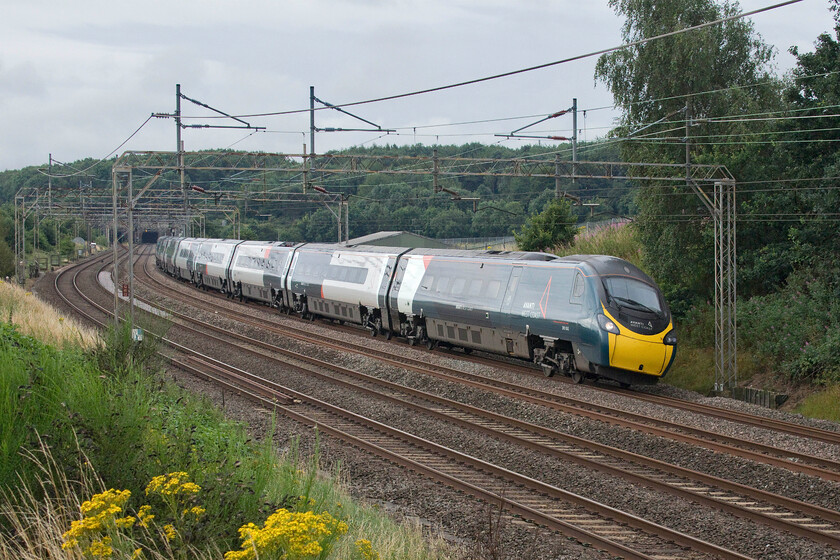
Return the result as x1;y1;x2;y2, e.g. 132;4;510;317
227;241;299;306
158;236;183;276
389;249;676;386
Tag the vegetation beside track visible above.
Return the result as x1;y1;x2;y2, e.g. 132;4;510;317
0;280;456;559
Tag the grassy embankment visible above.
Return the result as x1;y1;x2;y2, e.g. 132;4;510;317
555;221;840;422
0;279;457;559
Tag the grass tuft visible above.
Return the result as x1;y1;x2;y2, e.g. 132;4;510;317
795;385;840;422
554;220;646;272
0;280;100;351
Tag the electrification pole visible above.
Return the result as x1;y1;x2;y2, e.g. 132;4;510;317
310;86;316;158
176;84;187;236
572;98;578;185
112;168;120;324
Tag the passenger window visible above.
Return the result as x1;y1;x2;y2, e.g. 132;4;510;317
452;278;466;295
437;277;450;294
502;267;523;309
468;279;483;296
486;280;501;299
571;272;585;304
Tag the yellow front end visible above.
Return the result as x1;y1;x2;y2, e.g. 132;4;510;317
604;308;674;377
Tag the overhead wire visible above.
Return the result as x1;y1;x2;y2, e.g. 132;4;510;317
38;114;154;178
173;0;801;121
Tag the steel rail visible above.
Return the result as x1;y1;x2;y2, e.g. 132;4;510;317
166;349;750;560
136;254;840;482
130;250;840;549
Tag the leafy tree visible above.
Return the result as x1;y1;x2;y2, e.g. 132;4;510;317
595;0;779;311
0;240;13;277
514;198;578;252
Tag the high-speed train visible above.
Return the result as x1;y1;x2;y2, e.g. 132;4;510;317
156;237;677;386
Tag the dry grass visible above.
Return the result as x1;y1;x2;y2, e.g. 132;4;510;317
554;220;646;272
0;280;100;351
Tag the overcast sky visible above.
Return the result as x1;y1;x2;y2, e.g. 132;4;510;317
0;0;834;172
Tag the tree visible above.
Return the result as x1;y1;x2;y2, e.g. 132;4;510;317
595;0;779;311
514;199;578;252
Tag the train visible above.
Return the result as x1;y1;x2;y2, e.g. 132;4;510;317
155;236;677;386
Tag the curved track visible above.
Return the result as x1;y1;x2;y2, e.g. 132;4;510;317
136;250;840;482
48;248;840;559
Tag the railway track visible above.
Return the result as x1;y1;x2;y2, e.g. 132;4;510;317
136;250;840;483
47;249;840;558
123;248;840;555
167;334;748;560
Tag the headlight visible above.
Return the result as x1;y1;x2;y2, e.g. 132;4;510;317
663;330;677;346
597;314;620;334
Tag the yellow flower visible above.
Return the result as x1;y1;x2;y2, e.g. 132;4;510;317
145;472;201;496
136;504;155;528
62;489;132;551
224;508;348;560
163;524;177;542
85;536;113;557
355;539;381;560
183;506;206;517
132;549;144;559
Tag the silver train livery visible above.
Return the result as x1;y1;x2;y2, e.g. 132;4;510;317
156;236;677;386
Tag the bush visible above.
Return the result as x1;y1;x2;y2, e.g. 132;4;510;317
514;199;577;252
738;271;840;384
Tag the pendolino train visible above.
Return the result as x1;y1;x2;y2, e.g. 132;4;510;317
156;236;677;386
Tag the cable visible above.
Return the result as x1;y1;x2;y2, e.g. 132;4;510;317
38;114;154;178
174;0;801;120
581;70;840;113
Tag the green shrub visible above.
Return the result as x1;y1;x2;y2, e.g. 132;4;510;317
0;323;104;491
738;271;840;383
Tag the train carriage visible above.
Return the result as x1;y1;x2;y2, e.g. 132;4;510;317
194;239;243;292
158;236;182;275
286;244;407;331
228;241;298;306
173;238;206;282
389;249;675;386
155;236;171;269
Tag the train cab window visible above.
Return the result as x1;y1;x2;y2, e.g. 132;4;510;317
570;272;585;305
603;276;663;315
420;275;434;290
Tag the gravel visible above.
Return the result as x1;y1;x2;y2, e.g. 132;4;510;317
34;260;840;560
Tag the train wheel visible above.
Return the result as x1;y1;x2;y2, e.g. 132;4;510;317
541;364;556;377
463;347;472;354
426;339;436;350
571;370;584;384
408;337;416;346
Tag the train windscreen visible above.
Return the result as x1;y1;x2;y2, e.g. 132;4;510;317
602;276;663;316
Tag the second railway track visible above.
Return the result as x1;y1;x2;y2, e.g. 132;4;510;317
45;248;840;559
